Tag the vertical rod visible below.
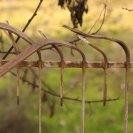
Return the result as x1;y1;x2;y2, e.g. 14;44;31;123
103;68;107;106
60;67;64;106
16;68;20;105
38;63;42;133
124;68;129;133
81;67;86;133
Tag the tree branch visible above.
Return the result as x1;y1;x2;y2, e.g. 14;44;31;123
122;8;133;12
10;71;119;104
2;0;44;59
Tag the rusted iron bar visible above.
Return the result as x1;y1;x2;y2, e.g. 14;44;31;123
0;60;133;68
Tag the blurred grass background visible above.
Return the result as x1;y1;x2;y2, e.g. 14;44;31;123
0;0;133;133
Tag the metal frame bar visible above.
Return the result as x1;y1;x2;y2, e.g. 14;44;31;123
1;60;133;68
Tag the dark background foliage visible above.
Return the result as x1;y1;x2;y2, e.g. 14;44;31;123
58;0;88;27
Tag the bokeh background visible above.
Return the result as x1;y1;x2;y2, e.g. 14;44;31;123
0;0;133;133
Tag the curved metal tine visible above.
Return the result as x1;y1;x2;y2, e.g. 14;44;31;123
0;24;87;132
4;25;43;112
0;22;63;109
38;40;86;133
4;31;20;53
32;46;44;133
0;22;41;61
37;51;43;133
7;32;21;105
46;45;65;106
38;32;65;106
0;23;63;68
0;39;87;77
5;24;44;112
78;35;108;106
0;23;35;45
0;22;43;69
33;49;45;133
54;47;65;106
81;57;86;133
53;42;86;133
0;37;87;133
63;25;130;133
57;43;86;133
41;41;87;113
38;60;42;133
0;23;86;62
41;42;86;133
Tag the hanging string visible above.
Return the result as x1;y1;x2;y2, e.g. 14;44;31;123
38;61;42;133
81;65;86;133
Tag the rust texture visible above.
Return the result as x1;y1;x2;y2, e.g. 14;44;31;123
63;25;131;133
0;60;133;68
0;22;132;133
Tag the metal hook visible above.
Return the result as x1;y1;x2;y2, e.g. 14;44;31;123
39;41;86;108
81;59;86;133
55;47;65;106
0;23;35;45
37;51;43;133
78;35;109;106
39;41;86;133
63;25;130;133
37;32;65;106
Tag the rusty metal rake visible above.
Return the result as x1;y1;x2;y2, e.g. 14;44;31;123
63;25;131;133
0;23;132;133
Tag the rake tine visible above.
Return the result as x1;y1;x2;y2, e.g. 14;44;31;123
63;25;131;133
78;35;108;106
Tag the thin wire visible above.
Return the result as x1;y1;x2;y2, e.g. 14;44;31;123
88;6;105;34
91;0;107;35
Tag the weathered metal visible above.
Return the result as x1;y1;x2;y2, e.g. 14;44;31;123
0;22;132;133
0;60;133;68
